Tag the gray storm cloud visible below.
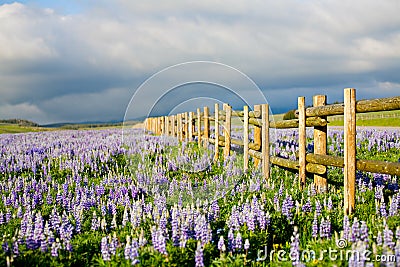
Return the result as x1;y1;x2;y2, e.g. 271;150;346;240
0;1;399;124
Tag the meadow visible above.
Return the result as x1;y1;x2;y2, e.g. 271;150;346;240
0;127;399;266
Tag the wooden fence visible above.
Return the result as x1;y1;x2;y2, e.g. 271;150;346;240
144;88;400;215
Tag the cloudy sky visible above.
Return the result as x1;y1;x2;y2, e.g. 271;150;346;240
1;0;400;124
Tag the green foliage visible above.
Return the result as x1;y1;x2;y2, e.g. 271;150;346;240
282;110;296;120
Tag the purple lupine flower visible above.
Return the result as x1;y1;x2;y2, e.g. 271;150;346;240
312;214;318;238
290;226;303;267
228;229;234;252
278;182;284;196
122;207;129;227
246;211;255;231
309;184;316;197
12;240;19;257
111;214;117;229
91;211;99;231
389;196;398;217
109;233;118;256
257;210;266;230
211;199;220;219
359;221;369;243
195;242;204;267
350;218;360;243
179;231;188;249
375;186;384;200
5;209;11;223
139;229;147;247
159;212;168;234
315;200;322;217
282;194;294;221
302;198;312;213
75;216;81;234
64;239;73;252
348;241;368;267
319;217;331;239
101;236;111;261
124;236;132;260
244;238;250;250
265;211;271;226
40;232;47;252
383;226;395;249
129;238;140;265
44;221;54;246
25;222;37;250
343;216;350;241
171;209;179;246
396;227;400;241
218;236;226;252
51;240;61;257
16;207;22;219
109;202;117;216
101;204;107;216
380;201;387;218
234;232;242;251
377;231;383;246
50;208;60;234
152;227;167;255
273;193;280;211
2;240;10;255
46;192;53;205
327;197;333;211
33;212;44;250
395;241;400;265
229;206;240;231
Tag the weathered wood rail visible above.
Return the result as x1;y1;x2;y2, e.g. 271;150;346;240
144;88;400;215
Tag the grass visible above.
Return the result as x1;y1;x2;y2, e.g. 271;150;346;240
0;124;53;134
0;121;141;134
328;110;400;127
329;117;400;127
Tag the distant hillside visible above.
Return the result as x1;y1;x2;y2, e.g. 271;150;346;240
0;119;39;127
43;120;140;130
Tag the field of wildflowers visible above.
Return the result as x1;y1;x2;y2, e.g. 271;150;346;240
0;127;399;266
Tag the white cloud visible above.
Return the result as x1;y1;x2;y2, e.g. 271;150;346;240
0;102;46;122
0;3;58;62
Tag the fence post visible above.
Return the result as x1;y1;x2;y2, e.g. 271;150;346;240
253;105;262;167
160;117;163;135
344;88;356;215
158;117;161;135
243;105;249;172
188;112;193;141
197;108;202;147
166;116;170;136
313;95;328;192
261;104;270;180
298;96;306;189
171;116;175;137
168;116;171;136
184;112;188;140
204;106;209;148
223;104;231;159
214;103;220;162
179;113;183;141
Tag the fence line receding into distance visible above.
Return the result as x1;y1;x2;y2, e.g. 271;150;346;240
144;88;400;215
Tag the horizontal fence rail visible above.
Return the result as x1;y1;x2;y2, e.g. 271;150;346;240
144;88;400;215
